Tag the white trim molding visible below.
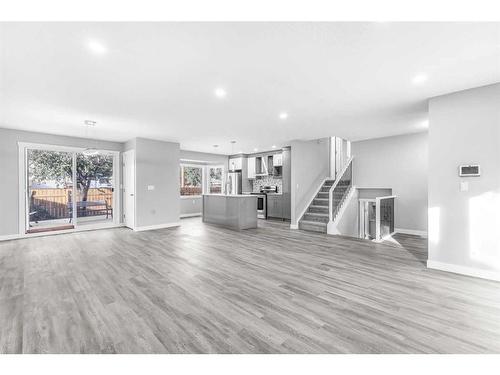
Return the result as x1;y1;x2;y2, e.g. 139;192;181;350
395;228;428;237
180;213;202;218
0;223;125;242
427;260;500;282
289;224;299;230
133;222;181;232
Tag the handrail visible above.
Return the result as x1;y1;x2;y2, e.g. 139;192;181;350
328;156;354;222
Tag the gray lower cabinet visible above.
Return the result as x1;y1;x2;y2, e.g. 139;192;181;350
267;195;283;219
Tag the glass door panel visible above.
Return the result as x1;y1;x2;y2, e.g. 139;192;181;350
75;152;115;226
27;149;74;233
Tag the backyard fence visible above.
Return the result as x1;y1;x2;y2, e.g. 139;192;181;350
29;188;113;219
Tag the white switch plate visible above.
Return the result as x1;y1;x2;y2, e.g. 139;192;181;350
460;181;468;192
147;185;155;191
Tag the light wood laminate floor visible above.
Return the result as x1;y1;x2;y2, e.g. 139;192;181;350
1;217;500;353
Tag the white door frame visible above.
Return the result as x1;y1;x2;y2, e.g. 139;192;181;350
122;149;136;230
18;142;121;236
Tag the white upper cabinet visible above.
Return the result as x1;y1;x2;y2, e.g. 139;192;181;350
229;157;243;171
273;153;283;167
247;157;256;179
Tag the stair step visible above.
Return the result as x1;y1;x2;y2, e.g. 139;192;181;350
299;220;327;233
316;192;329;198
303;213;329;223
312;198;329;206
309;205;328;213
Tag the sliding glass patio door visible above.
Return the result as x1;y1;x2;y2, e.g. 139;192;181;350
26;149;75;233
21;144;119;234
75;152;115;227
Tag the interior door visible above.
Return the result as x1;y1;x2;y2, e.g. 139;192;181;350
123;150;135;229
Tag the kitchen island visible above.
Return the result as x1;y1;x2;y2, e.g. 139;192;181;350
202;194;258;230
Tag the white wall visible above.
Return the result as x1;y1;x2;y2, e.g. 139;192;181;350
290;138;329;226
0;128;123;237
352;132;428;233
428;83;500;280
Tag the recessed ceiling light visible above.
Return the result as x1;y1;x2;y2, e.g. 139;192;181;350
279;112;288;120
421;120;429;128
253;148;258;152
238;150;243;153
272;145;276;148
214;88;227;98
86;39;107;55
84;120;96;126
412;73;428;85
213;144;219;148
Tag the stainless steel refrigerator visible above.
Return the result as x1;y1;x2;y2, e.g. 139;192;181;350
227;171;242;195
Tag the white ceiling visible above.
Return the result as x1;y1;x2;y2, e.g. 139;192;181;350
1;22;499;155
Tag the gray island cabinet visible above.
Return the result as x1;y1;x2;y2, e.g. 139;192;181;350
202;194;258;230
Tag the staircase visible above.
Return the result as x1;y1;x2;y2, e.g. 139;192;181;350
298;158;353;234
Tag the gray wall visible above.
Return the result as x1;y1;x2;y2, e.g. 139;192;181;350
290;138;329;225
132;138;180;228
428;83;500;276
0;128;123;236
352;132;428;232
180;150;229;166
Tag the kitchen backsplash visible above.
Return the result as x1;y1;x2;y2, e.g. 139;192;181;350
252;176;283;193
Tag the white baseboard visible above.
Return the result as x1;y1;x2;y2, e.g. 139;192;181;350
133;222;181;232
427;260;500;282
395;228;428;237
0;223;125;242
290;224;298;230
180;213;202;218
0;233;23;242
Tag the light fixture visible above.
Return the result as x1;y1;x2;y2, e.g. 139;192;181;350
279;112;288;120
271;145;276;149
82;120;99;156
86;39;107;55
421;120;429;129
253;148;258;152
412;73;428;85
214;88;227;98
213;144;219;148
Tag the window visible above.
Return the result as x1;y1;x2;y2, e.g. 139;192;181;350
180;164;203;196
208;166;224;194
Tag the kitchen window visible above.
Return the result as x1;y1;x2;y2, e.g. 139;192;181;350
180;164;203;196
207;166;224;194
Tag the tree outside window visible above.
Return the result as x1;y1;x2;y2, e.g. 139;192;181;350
208;166;223;194
180;165;203;196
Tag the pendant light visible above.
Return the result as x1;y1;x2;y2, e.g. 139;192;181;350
82;120;99;156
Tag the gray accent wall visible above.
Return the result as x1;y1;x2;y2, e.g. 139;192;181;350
428;83;500;277
133;138;180;228
0;128;123;236
352;132;428;232
290;138;330;226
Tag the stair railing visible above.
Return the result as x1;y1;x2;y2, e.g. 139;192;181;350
328;157;353;222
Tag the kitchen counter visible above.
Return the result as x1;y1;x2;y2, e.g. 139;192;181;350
202;194;258;230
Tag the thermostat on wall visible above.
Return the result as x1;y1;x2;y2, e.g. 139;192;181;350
459;165;480;177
